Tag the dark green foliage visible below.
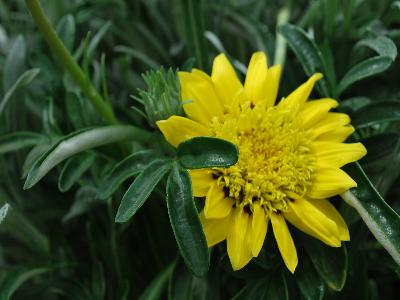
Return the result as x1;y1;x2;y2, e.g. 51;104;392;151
1;0;400;299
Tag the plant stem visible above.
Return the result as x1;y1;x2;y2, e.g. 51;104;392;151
274;8;290;67
25;0;118;125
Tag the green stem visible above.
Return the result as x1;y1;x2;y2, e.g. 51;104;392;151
274;8;290;67
25;0;118;125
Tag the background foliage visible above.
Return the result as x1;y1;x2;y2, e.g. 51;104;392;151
1;0;400;299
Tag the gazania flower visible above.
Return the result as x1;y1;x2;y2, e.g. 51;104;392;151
157;52;367;273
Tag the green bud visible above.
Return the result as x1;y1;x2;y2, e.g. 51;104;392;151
135;67;183;128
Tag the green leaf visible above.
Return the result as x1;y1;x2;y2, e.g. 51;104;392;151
295;253;325;300
356;36;397;61
56;14;76;51
0;132;44;155
168;259;194;300
231;279;268;300
342;163;400;266
87;21;112;61
0;69;40;117
177;137;238;169
263;271;289;300
279;24;330;96
0;266;50;300
138;263;174;300
302;237;348;291
98;150;158;200
166;163;209;277
352;100;400;128
58;152;96;192
24;125;149;189
3;35;26;91
115;159;172;223
63;186;99;222
336;56;392;95
0;203;10;224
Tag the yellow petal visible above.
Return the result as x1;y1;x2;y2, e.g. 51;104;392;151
311;198;350;241
309;113;351;139
244;52;269;103
251;202;268;257
317;125;355;142
300;98;339;128
211;53;244;107
156;116;211;147
279;73;323;112
227;208;253;270
311;141;367;168
205;182;232;219
179;71;225;125
271;212;297;273
263;65;282;107
189;169;214;197
284;198;341;247
200;211;232;247
308;168;357;199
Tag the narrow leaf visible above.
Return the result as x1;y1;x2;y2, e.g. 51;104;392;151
138;263;174;300
98;150;157;200
341;162;400;266
0;267;50;300
0;69;40;116
177;137;238;169
356;36;397;61
0;203;10;225
24;125;149;189
231;279;269;300
115;159;172;223
336;56;392;95
352;100;400;128
3;35;26;91
264;272;289;300
0;132;44;155
166;163;209;277
168;259;194;300
58;152;96;192
295;253;325;300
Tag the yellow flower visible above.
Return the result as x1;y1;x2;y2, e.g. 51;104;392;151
156;52;367;273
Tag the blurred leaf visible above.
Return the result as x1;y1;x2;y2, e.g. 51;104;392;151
168;259;194;300
231;279;268;300
115;159;172;223
0;203;10;224
179;0;209;70
166;163;209;277
3;35;26;91
114;45;160;69
0;69;40;117
65;92;87;130
356;36;397;61
0;132;44;155
340;97;371;114
303;237;348;291
63;186;99;222
352;100;400;128
58;152;96;192
177;137;238;169
138;263;174;300
56;14;76;52
87;21;112;61
342;163;400;266
264;271;289;300
0;266;50;300
98;150;157;200
279;24;330;96
24;125;149;189
336;56;392;96
294;253;325;300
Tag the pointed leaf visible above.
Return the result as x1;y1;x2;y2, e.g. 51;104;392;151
166;163;209;277
356;36;397;61
3;35;26;91
177;137;238;169
138;264;174;300
115;159;172;223
295;253;325;300
0;203;10;225
98;150;158;200
24;125;149;189
336;56;392;95
0;132;44;155
352;100;400;128
58;152;96;192
342;162;400;266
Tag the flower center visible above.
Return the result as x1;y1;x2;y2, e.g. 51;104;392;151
211;102;315;214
